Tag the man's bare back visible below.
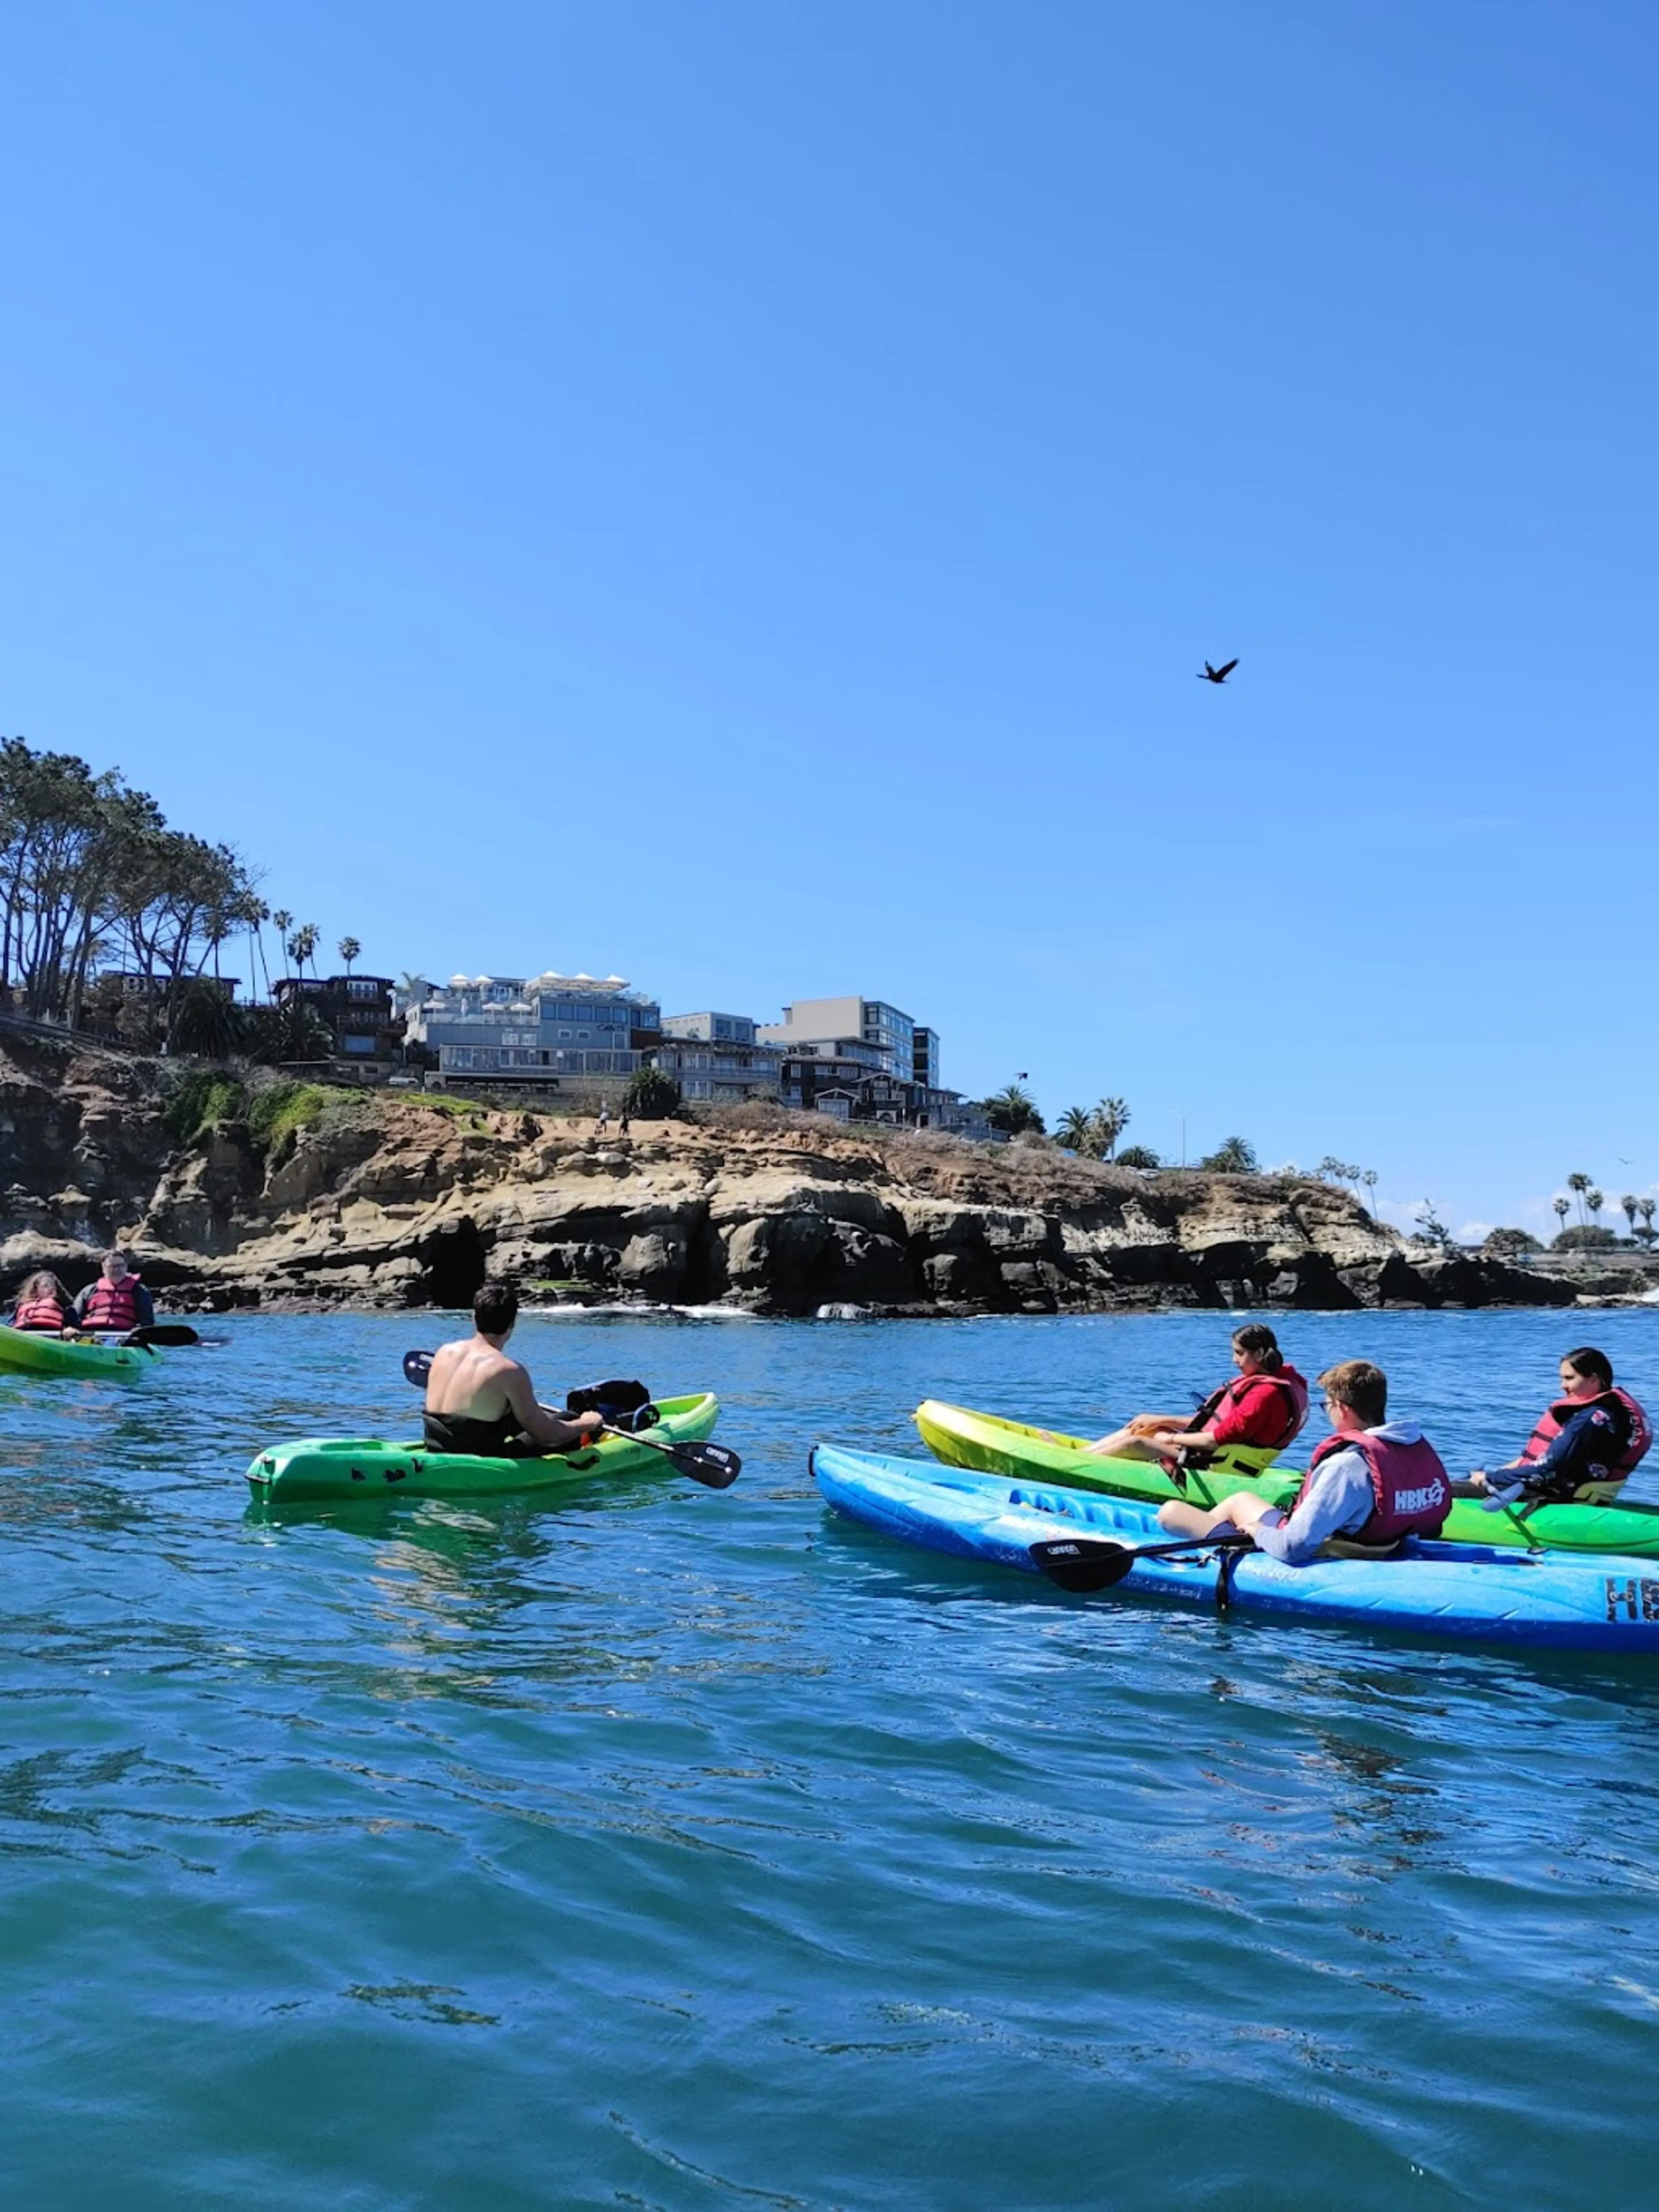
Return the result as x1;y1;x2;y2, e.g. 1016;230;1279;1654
423;1283;602;1456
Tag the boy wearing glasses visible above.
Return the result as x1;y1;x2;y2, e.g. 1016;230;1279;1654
1155;1359;1451;1563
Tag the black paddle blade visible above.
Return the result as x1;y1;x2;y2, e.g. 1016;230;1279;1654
665;1439;741;1489
121;1323;201;1349
403;1349;435;1386
1029;1537;1135;1592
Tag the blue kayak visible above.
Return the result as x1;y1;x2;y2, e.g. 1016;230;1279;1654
810;1446;1659;1656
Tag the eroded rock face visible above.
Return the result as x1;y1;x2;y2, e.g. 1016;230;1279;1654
0;1028;1577;1316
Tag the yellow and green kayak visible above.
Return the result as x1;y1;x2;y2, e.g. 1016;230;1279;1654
915;1398;1659;1558
247;1391;721;1501
0;1324;158;1380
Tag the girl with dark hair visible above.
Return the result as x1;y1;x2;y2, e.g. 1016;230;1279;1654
1087;1323;1309;1477
1472;1348;1652;1503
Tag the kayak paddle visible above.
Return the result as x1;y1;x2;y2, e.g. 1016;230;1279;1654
1468;1471;1548;1551
121;1324;202;1349
401;1349;741;1489
1029;1531;1255;1593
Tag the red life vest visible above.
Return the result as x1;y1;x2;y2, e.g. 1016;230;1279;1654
80;1271;142;1332
1292;1428;1452;1550
1520;1388;1651;1482
12;1292;69;1332
1195;1366;1310;1451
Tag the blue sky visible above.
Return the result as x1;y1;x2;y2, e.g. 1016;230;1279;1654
3;2;1654;1237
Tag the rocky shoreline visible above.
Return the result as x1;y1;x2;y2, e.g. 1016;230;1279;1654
0;1029;1583;1316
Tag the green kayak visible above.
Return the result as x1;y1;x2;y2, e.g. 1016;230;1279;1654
915;1397;1659;1559
0;1324;158;1380
246;1391;722;1501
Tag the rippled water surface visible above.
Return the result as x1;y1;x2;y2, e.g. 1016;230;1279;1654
4;1307;1659;2208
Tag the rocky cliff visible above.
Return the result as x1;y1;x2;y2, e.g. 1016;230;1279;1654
0;1028;1573;1314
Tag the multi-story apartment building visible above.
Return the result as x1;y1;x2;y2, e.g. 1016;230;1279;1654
652;1012;781;1104
760;994;982;1133
402;971;660;1091
759;997;918;1080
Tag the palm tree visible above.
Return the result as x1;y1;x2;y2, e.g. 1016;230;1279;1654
982;1082;1045;1136
1361;1168;1378;1215
271;909;293;980
1116;1143;1162;1171
236;894;271;1001
1566;1171;1590;1225
338;935;361;976
1587;1187;1605;1225
170;977;248;1059
288;923;319;979
1200;1135;1258;1173
1622;1194;1639;1241
1056;1106;1096;1154
397;970;432;1013
250;997;332;1065
1552;1196;1571;1241
1090;1097;1131;1161
1642;1197;1657;1249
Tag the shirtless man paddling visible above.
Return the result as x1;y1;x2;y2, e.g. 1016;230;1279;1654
423;1281;604;1457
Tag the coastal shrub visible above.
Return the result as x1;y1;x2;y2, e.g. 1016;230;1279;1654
1482;1227;1542;1258
1553;1224;1621;1251
163;1070;247;1147
246;1081;335;1158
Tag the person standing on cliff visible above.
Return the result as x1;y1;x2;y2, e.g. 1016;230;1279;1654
1086;1321;1309;1475
422;1280;606;1458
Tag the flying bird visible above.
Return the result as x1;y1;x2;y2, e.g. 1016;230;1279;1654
1197;659;1239;684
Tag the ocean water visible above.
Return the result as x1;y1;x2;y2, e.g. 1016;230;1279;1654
3;1306;1657;2209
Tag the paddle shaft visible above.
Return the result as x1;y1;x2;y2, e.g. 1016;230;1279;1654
1030;1531;1255;1593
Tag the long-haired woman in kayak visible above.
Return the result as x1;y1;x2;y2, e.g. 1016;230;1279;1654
1469;1346;1653;1502
9;1271;74;1334
1086;1321;1309;1475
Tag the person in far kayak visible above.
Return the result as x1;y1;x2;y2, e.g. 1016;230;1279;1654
72;1251;155;1334
1086;1322;1309;1474
1469;1346;1652;1504
423;1279;607;1457
9;1270;74;1334
1155;1359;1452;1563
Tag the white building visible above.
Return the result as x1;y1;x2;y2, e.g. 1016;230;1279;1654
404;971;660;1088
